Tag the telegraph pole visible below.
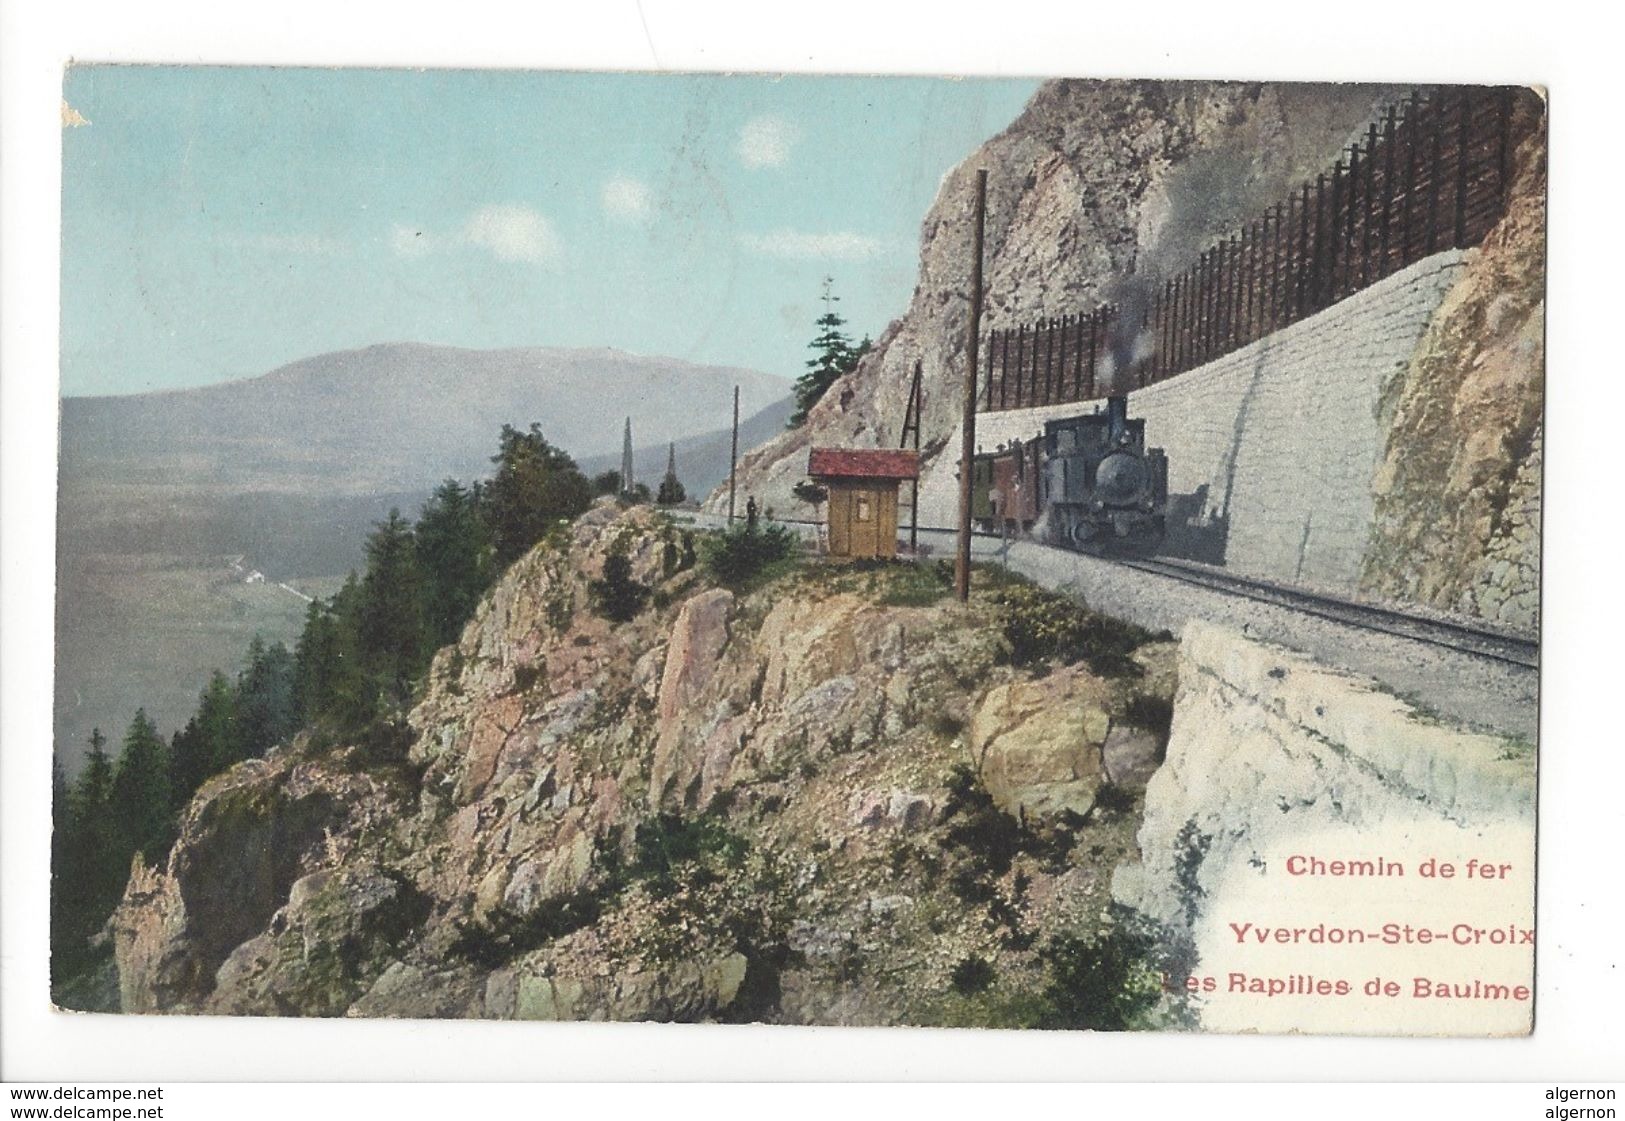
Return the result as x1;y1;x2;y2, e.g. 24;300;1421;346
727;384;740;524
956;169;988;603
900;359;923;554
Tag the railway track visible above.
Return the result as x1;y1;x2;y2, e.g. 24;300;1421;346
679;513;1539;672
1112;555;1540;671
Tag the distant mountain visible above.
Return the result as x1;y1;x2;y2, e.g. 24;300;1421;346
55;342;788;769
579;395;795;502
61;342;789;496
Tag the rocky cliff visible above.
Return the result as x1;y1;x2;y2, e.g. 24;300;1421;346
109;505;1185;1025
1361;103;1547;630
705;80;1403;517
1113;620;1535;1034
712;80;1545;633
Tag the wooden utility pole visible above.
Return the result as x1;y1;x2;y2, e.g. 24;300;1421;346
727;384;740;524
956;169;988;603
900;359;924;553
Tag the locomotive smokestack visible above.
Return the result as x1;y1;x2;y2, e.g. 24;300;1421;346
1106;394;1129;443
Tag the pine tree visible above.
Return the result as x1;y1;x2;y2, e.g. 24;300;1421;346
359;508;428;704
50;754;71;974
416;479;493;648
112;709;172;863
656;443;687;506
293;596;341;723
323;572;376;729
237;637;298;757
199;671;242;776
484;424;595;567
789;277;871;428
54;729;125;980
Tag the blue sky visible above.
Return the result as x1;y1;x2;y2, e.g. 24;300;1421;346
60;67;1038;397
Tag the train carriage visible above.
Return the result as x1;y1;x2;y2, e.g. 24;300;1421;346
970;437;1042;535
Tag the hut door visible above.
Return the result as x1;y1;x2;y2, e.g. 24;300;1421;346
827;486;851;556
849;488;879;558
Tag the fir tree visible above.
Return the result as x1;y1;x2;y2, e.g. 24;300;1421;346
415;479;493;648
112;709;171;864
656;443;687;506
190;671;241;781
54;730;125;980
484;424;594;567
237;637;298;757
789;277;871;428
358;508;427;703
292;597;340;723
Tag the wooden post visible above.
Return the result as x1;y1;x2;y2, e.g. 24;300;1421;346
1197;251;1211;363
727;384;740;524
907;359;922;553
1042;318;1055;405
1208;250;1220;360
1163;276;1176;373
1053;310;1066;401
1497;86;1514;211
1400;95;1419;268
1310;175;1327;310
1228;234;1242;347
1013;325;1025;409
1344;143;1361;301
1380;105;1397;277
1248;217;1261;341
1362;122;1379;285
998;328;1010;410
1297;184;1311;317
956;168;988;604
1426;90;1443;255
1454;87;1472;248
984;330;996;409
1281;197;1296;325
1085;308;1098;399
1170;274;1183;370
1270;204;1285;331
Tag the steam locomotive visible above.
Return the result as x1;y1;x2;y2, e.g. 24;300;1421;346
971;395;1168;556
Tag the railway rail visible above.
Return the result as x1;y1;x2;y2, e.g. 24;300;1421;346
1110;554;1539;671
677;511;1539;673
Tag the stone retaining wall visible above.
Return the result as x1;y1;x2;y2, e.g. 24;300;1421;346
917;251;1470;597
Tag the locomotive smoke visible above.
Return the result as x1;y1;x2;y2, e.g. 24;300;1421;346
1090;84;1398;396
1098;272;1159;396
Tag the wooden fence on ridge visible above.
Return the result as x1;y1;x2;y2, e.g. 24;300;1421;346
980;85;1541;412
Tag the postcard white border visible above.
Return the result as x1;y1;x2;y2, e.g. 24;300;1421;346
5;0;1619;1083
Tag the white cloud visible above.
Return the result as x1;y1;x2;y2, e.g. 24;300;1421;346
601;175;653;223
391;204;561;264
739;229;889;261
462;204;560;263
736;115;794;169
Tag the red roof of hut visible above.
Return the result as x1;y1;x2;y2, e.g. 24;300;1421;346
807;447;920;481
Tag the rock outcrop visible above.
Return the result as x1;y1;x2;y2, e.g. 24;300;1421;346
1361;101;1547;631
1114;619;1535;939
1111;620;1536;1034
110;506;1179;1025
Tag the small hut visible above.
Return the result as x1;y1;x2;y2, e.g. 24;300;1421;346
807;447;920;560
